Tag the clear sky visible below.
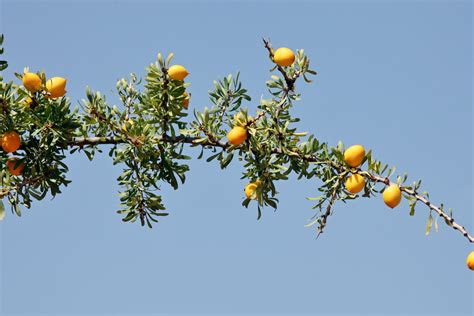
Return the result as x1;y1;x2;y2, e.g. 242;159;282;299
0;0;472;315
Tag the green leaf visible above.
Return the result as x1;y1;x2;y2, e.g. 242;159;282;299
409;202;416;216
0;200;5;221
425;213;433;236
165;53;174;66
206;153;220;162
157;53;163;67
14;204;21;217
257;206;262;220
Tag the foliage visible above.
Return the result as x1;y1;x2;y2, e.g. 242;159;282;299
0;35;472;244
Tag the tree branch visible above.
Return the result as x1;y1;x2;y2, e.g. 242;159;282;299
63;134;474;243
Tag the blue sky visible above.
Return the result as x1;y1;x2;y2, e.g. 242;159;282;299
0;0;472;315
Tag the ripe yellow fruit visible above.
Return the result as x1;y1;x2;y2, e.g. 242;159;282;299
345;174;365;194
168;65;189;81
344;145;366;167
46;77;67;98
227;126;247;146
274;47;295;67
6;158;24;176
22;72;42;92
383;184;402;209
245;182;258;199
1;131;21;153
466;251;474;271
182;92;190;109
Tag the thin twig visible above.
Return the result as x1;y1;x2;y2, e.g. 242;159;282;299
262;38;295;91
317;174;344;238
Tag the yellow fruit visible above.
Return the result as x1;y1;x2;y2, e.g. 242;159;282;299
345;174;365;194
466;251;474;271
227;126;247;146
383;184;402;209
22;72;42;92
6;158;24;176
46;77;67;98
274;47;295;67
182;92;190;109
245;182;258;199
344;145;366;167
1;131;21;153
168;65;189;81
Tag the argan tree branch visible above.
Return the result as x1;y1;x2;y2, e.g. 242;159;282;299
0;35;472;247
61;135;474;243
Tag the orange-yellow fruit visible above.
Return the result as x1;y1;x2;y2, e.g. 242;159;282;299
6;158;24;176
1;131;21;153
168;65;189;81
45;77;67;98
245;182;258;199
466;251;474;271
22;72;42;92
345;174;365;194
344;145;366;167
182;92;190;109
227;126;247;146
274;47;295;67
383;184;402;209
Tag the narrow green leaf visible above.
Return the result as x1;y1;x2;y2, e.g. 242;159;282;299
425;213;433;236
0;200;5;221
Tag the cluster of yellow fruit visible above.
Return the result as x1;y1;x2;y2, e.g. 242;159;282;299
1;131;23;176
1;71;67;177
226;47;296;148
343;144;401;209
22;72;67;98
228;47;296;195
167;65;190;109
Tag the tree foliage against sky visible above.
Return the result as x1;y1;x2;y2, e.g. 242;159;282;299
0;34;472;250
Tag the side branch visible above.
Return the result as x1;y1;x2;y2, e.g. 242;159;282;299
317;174;344;238
367;173;474;243
262;38;295;91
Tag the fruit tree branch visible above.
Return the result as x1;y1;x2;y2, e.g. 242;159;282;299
64;135;474;243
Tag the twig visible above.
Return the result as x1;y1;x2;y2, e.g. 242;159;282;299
262;38;295;91
317;175;344;238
